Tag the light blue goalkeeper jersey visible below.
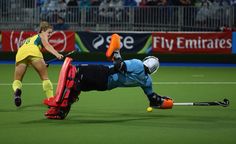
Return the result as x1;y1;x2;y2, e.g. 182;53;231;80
107;59;153;96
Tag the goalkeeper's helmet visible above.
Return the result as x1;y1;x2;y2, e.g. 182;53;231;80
143;56;159;74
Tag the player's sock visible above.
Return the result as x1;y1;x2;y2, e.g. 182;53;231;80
106;33;121;58
12;80;22;92
42;80;53;98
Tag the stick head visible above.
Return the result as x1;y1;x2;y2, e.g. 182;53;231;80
221;99;230;107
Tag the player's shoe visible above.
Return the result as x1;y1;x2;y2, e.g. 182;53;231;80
14;88;22;107
149;95;173;109
106;33;121;59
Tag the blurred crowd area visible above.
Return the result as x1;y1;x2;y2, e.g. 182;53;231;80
0;0;235;31
37;0;233;8
37;0;233;19
37;0;234;30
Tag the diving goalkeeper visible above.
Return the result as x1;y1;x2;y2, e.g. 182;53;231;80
44;34;173;119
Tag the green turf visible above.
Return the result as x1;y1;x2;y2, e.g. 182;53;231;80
0;64;236;144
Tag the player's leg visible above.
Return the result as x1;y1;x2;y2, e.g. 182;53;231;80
12;61;28;107
30;57;53;99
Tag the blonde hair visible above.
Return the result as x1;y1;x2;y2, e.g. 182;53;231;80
39;21;53;33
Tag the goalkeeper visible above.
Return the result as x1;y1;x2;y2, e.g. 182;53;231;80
44;34;173;119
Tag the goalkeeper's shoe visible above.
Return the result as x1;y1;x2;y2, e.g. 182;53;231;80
45;106;71;120
106;33;121;59
43;97;55;106
149;94;173;109
14;88;22;107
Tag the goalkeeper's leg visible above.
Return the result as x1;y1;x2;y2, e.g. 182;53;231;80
106;33;121;59
105;33;126;73
45;88;80;119
43;58;79;119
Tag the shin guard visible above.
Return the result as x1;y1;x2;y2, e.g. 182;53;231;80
44;57;80;119
44;57;80;118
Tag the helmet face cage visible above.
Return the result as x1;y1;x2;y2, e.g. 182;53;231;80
143;56;159;74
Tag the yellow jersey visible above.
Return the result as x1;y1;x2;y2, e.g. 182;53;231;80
16;34;44;63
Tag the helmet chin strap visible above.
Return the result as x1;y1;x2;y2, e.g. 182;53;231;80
144;65;151;74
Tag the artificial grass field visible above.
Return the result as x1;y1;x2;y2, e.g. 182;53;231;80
0;63;236;144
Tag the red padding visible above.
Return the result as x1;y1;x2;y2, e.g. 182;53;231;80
55;57;73;103
66;65;77;89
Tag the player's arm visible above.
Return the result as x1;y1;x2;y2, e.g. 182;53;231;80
41;34;63;59
145;91;173;109
142;80;173;109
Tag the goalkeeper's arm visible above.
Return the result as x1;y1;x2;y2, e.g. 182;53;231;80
147;92;173;109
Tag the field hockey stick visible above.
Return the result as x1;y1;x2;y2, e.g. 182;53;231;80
173;98;230;107
46;50;77;67
147;98;230;112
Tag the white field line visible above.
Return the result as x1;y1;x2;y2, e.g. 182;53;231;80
0;82;236;86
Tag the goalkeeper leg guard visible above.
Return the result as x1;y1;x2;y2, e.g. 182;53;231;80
12;80;22;107
43;58;79;107
44;58;80;119
42;80;53;98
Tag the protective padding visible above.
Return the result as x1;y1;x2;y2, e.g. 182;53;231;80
55;57;73;103
159;99;174;109
59;65;77;107
44;57;78;107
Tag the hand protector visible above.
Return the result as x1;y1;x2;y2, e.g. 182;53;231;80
159;96;173;109
148;93;173;109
